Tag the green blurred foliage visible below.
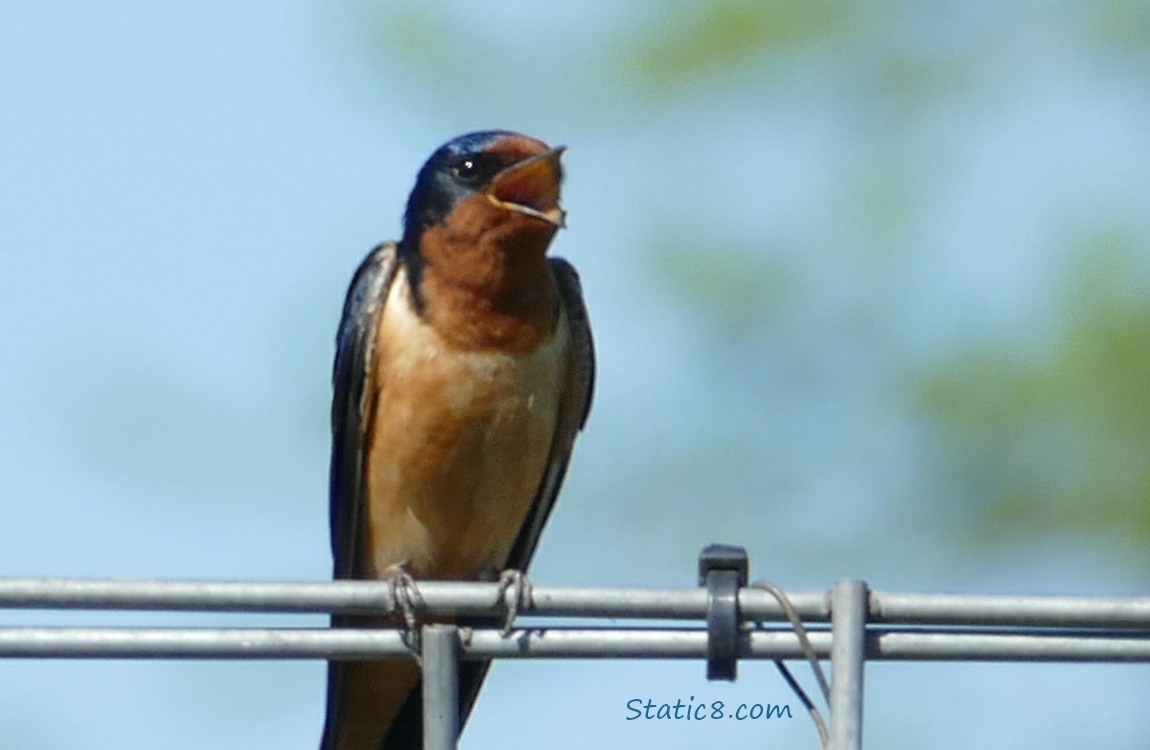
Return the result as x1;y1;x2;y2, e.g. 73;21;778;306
628;0;848;87
922;233;1150;552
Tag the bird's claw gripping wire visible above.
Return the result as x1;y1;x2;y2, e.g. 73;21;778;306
384;565;426;655
496;569;534;637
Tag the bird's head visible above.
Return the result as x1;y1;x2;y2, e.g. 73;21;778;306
400;130;566;265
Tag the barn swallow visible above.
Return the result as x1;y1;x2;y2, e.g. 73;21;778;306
320;131;595;750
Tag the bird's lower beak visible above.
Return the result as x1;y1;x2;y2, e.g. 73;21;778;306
486;146;567;227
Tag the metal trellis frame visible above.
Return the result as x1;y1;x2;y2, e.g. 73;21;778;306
2;545;1150;749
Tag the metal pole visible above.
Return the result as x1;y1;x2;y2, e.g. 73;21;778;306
829;580;868;750
422;624;460;750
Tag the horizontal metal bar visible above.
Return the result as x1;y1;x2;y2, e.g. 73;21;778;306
870;592;1150;629
1;626;1148;662
2;578;1149;630
0;578;801;618
871;630;1150;662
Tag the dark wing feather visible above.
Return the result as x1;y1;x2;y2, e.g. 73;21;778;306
322;243;399;750
504;257;595;570
328;242;400;581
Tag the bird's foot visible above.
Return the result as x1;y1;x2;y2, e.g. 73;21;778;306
495;569;534;637
384;565;425;653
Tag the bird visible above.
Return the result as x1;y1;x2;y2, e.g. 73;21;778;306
320;130;595;750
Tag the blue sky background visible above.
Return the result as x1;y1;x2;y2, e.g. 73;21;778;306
2;2;1149;748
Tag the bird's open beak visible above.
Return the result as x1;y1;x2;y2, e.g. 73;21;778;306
486;146;567;227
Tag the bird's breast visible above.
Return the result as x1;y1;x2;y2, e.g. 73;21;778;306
360;270;568;580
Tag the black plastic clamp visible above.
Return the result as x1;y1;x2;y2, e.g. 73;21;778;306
698;543;749;681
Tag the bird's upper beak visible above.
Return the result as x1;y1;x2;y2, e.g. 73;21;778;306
485;146;567;227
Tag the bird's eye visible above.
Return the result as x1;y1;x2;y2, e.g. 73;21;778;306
453;158;480;181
